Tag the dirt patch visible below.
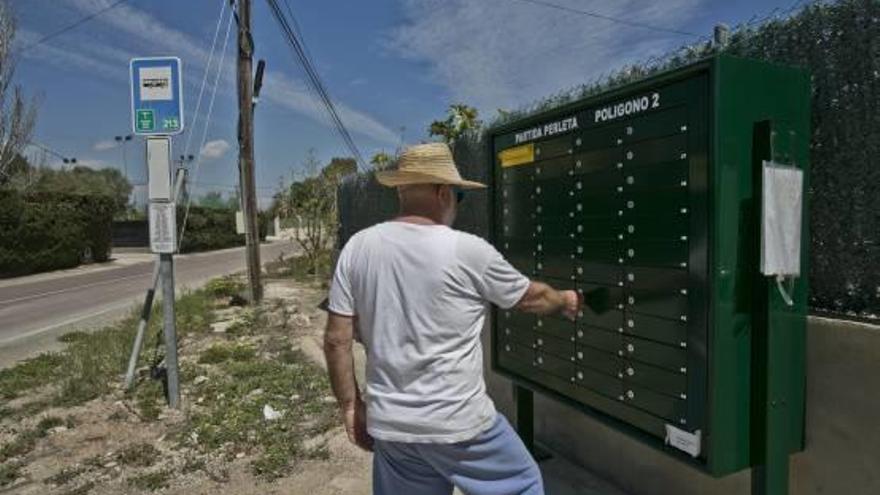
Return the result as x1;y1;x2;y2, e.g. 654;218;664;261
0;276;371;495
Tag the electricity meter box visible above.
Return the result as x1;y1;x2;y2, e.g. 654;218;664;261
489;55;809;476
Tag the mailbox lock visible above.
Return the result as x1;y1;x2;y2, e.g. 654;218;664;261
537;205;543;213
627;225;635;233
627;200;635;209
626;390;635;400
626;126;633;135
575;138;582;146
537;356;544;365
537;319;543;327
504;344;511;352
626;151;634;160
577;267;584;275
577;246;584;254
536;225;543;233
628;296;636;305
536;186;542;194
536;167;542;174
577;351;583;359
576;160;582;168
628;249;636;258
537;262;543;270
627;319;635;328
577;371;584;380
617;162;623;169
618;234;624;240
576;203;582;211
537;338;543;346
626;367;635;376
626;343;635;353
504;328;511;335
577;310;584;318
576;181;582;190
577;225;583;233
627;273;635;282
577;330;584;338
626;176;635;184
617;186;624;193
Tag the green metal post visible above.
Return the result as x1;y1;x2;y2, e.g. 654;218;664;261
750;121;792;495
514;384;535;454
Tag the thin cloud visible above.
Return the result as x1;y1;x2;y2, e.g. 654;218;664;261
387;0;705;113
93;139;117;151
200;139;231;160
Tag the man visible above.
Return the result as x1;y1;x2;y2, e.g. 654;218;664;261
324;142;580;495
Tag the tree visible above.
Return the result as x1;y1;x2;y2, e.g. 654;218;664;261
0;2;38;186
198;191;228;209
30;165;133;215
428;104;481;144
370;151;394;170
323;157;357;180
288;149;337;276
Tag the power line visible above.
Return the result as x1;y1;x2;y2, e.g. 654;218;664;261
504;0;701;38
265;0;370;171
21;0;133;52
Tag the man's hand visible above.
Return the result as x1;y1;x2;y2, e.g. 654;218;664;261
560;290;581;321
515;282;582;320
342;397;373;452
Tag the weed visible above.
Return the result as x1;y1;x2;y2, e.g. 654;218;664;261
116;443;160;468
37;416;64;431
205;276;246;299
0;461;23;487
59;482;95;495
46;465;86;486
132;380;164;421
57;331;89;344
127;470;171;491
186;350;337;479
0;353;65;400
198;343;257;364
181;457;205;474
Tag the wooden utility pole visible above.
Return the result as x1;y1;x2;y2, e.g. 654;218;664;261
237;0;262;302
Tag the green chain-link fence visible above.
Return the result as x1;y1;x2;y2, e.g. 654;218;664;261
338;0;879;318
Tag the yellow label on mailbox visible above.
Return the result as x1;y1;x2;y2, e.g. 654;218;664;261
499;143;535;168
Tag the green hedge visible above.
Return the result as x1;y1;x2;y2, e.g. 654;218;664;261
178;206;269;254
0;190;115;277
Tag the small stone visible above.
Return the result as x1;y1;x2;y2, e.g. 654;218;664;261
194;375;209;385
211;321;232;333
49;426;68;434
104;461;118;468
235;452;245;459
321;396;337;404
289;394;301;401
247;388;264;397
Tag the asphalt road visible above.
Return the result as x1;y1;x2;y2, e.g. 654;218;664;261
0;241;296;368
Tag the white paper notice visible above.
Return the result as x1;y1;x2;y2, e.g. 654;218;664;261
761;161;804;276
139;66;173;101
149;202;177;254
665;425;701;458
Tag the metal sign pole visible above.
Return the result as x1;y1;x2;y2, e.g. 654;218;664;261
159;251;179;408
124;168;187;390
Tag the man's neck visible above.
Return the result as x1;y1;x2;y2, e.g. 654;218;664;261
394;214;442;225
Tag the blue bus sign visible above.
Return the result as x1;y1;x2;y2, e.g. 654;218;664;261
130;57;184;135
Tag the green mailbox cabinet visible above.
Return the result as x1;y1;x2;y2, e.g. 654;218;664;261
490;55;809;477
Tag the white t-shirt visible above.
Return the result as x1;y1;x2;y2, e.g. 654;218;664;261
328;221;530;443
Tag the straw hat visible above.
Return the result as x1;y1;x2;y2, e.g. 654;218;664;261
375;142;486;189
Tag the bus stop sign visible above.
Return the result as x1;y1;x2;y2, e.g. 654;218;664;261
130;57;184;136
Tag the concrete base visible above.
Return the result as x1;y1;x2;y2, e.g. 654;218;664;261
484;316;880;495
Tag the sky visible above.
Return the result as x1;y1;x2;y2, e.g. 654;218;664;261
10;0;802;206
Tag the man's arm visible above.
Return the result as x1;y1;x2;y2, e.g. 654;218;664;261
515;281;580;320
323;313;372;451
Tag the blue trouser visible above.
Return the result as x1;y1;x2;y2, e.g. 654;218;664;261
373;414;544;495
